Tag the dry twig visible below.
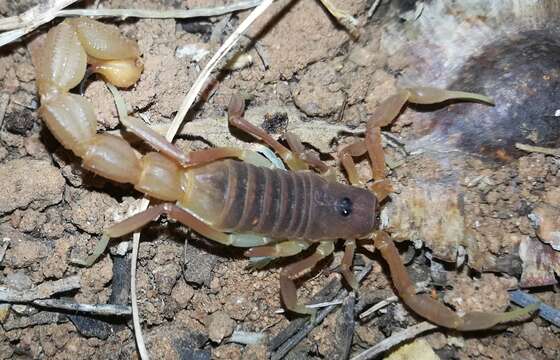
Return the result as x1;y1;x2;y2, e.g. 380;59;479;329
359;285;428;319
515;143;560;157
0;275;80;302
57;0;262;18
33;299;132;317
510;290;560;328
0;0;264;47
350;322;438;360
0;93;10;130
270;265;372;360
0;0;77;47
335;293;356;360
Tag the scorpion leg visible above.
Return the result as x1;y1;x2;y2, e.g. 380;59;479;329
341;240;358;290
73;203;274;266
365;88;537;330
364;87;494;201
373;231;538;330
339;136;392;200
244;240;312;269
228;94;308;171
280;241;335;317
339;140;367;187
284;133;330;173
120;115;275;169
244;240;311;258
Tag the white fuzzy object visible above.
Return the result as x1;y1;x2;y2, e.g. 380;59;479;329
381;0;560;87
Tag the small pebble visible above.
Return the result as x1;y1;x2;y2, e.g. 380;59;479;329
206;311;235;344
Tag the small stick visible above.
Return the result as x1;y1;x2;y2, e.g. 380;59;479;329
359;286;428;319
0;0;264;47
32;299;132;317
510;290;560;328
270;265;372;360
274;299;344;313
350;322;438;360
0;0;78;47
515;143;560;157
0;93;10;130
0;0;76;31
0;238;9;264
229;330;267;345
334;293;356;360
0;275;80;302
57;1;263;19
269;276;343;351
367;0;382;18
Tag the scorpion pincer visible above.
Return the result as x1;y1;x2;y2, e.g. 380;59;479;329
33;18;537;331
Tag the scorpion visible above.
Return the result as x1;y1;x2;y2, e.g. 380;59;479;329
32;17;536;331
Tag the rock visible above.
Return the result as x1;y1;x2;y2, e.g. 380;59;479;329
171;280;195;309
0;159;65;214
213;344;242;360
519;235;560;287
381;181;474;266
5;271;33;290
67;314;111;340
65;188;119;234
529;204;560;250
386;339;439;360
242;344;268;360
154;262;181;295
4;236;48;268
41;237;72;279
3;109;34;135
183;242;219;287
108;255;131;306
348;45;377;67
0;304;10;323
444;273;512;314
206;311;235;344
520;322;543;349
291;61;345;117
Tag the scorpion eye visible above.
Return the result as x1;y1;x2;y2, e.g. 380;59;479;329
335;197;353;217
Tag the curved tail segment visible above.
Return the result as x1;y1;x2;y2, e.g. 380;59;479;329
374;231;539;331
33;19;183;202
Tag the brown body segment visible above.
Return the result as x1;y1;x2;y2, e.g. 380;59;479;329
180;159;377;241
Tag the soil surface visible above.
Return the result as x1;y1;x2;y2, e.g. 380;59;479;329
0;0;559;359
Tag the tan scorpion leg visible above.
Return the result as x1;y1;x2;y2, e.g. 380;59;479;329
340;87;494;201
374;231;538;330
364;87;537;330
341;240;358;290
228;95;309;171
122;116;276;169
73;203;275;266
279;241;335;317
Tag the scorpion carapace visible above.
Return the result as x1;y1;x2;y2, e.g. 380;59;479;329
33;18;537;331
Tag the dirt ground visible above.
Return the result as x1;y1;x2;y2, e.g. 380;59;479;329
0;0;559;359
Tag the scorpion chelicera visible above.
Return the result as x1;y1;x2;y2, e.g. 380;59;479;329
33;18;536;331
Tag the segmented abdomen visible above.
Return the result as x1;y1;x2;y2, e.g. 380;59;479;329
218;160;318;239
181;159;376;241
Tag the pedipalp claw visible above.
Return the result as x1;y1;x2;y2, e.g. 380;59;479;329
406;87;494;105
457;303;540;331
